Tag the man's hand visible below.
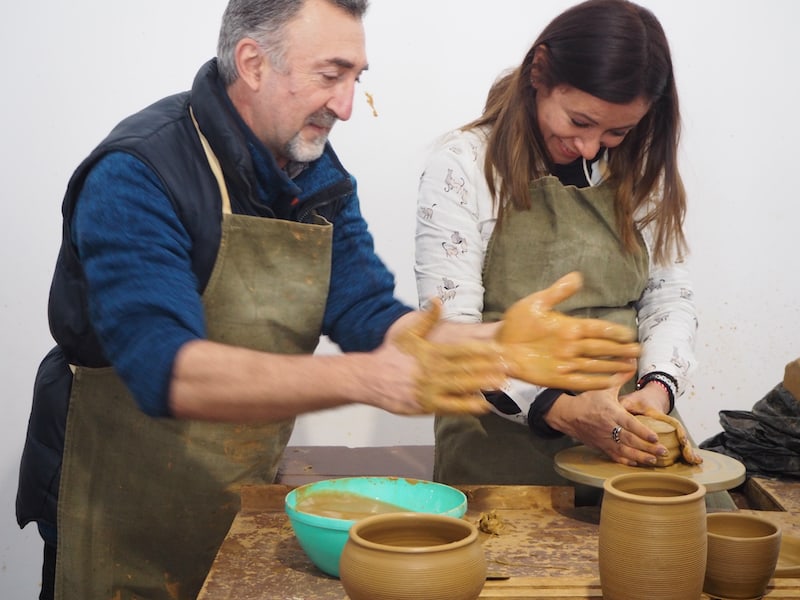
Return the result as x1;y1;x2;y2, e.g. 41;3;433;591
394;299;507;414
496;272;640;391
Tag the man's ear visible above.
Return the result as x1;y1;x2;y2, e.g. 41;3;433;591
234;38;266;91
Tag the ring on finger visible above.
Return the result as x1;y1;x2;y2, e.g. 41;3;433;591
611;425;623;444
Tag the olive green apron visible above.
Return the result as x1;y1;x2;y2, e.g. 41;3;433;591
434;176;648;486
55;120;333;600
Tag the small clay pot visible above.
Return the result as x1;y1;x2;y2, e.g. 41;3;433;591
704;512;782;599
339;512;486;600
599;472;707;600
635;415;680;467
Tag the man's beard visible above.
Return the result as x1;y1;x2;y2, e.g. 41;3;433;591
284;109;337;163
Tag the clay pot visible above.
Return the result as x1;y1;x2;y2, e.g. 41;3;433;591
704;512;782;599
339;512;486;600
599;472;707;600
635;415;681;467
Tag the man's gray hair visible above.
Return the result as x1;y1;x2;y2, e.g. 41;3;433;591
217;0;369;86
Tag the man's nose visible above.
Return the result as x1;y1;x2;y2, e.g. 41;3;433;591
327;80;355;121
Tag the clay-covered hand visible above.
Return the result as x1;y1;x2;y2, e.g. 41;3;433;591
394;299;507;414
542;385;661;467
496;272;640;391
641;409;704;465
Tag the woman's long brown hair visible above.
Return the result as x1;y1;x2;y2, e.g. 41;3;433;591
465;0;687;264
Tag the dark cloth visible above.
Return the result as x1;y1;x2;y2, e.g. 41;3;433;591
40;535;56;600
16;348;72;536
700;382;800;479
550;150;602;187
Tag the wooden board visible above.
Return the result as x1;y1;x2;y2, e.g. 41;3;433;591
743;477;800;512
276;445;434;486
198;482;800;600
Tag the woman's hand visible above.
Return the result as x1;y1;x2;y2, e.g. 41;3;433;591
545;385;670;466
620;386;703;464
496;272;640;391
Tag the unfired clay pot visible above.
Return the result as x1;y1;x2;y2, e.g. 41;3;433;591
599;472;707;600
704;512;782;599
635;415;681;467
339;512;486;600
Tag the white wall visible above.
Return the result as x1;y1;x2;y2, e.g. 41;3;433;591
2;0;798;596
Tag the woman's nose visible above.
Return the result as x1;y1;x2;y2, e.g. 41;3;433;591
574;136;601;160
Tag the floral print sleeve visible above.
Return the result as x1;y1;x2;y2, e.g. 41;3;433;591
636;224;698;398
414;129;546;424
414;129;496;323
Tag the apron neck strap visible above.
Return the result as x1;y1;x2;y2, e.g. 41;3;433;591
190;106;232;215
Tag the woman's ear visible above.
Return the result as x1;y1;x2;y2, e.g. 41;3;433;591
530;44;549;91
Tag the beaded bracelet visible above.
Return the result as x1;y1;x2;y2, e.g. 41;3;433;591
636;371;677;414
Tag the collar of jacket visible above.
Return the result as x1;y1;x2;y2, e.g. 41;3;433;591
189;59;354;220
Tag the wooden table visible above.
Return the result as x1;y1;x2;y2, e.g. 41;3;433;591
198;447;800;600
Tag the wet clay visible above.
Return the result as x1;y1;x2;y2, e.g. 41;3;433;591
364;91;379;117
639;411;704;465
395;299;504;415
635;415;680;467
477;510;505;535
294;490;411;520
495;272;639;392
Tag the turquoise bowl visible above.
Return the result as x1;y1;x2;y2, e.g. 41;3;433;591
284;476;467;577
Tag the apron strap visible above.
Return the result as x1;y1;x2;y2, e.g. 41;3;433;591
190;106;232;215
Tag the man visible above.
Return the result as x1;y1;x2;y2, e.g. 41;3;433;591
16;1;639;598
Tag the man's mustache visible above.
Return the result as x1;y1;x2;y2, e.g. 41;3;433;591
308;109;337;129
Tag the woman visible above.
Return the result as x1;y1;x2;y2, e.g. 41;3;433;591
415;0;699;488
